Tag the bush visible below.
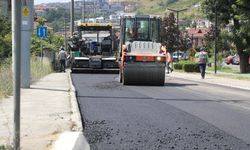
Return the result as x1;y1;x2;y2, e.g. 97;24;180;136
174;63;183;70
183;63;200;72
173;60;200;72
174;60;195;70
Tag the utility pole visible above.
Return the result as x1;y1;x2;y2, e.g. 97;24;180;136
167;8;187;62
40;37;43;62
12;0;21;149
83;0;85;23
64;13;67;51
214;2;218;74
20;0;33;88
70;0;74;36
81;0;83;23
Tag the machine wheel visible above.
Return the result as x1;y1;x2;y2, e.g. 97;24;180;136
122;67;132;85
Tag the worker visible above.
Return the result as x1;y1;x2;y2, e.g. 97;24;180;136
160;44;173;73
58;47;67;72
166;49;173;73
195;48;208;79
160;44;167;54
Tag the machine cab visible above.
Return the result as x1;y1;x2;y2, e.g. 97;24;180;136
121;15;161;44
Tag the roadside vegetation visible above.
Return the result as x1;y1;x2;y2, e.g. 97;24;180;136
0;16;63;100
0;57;54;100
0;59;12;99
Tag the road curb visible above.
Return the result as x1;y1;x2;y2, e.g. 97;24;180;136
52;71;90;150
67;70;83;131
53;132;90;150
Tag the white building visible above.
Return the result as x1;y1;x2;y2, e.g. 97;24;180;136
192;18;212;28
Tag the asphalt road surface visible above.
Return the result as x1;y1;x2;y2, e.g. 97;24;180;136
71;73;250;150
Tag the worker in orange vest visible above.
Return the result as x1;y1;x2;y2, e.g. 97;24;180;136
160;44;173;73
166;49;173;73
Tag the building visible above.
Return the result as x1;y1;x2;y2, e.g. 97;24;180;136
191;18;212;28
0;0;11;17
34;4;49;17
186;28;210;48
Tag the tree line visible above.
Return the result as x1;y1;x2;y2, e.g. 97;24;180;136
0;15;64;62
161;0;250;73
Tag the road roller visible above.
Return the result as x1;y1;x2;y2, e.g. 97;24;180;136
118;15;166;86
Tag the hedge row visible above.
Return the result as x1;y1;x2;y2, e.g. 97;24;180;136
173;61;200;72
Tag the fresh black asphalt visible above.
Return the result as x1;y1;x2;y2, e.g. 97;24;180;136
72;73;250;150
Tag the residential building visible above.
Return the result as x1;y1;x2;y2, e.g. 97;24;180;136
186;28;210;48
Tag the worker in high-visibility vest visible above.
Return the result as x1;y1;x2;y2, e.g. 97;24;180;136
160;45;173;73
166;49;173;73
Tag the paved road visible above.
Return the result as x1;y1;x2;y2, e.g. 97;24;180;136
71;73;250;150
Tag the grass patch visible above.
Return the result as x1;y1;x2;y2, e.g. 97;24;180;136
0;58;12;99
0;57;54;100
207;66;240;74
31;57;54;83
206;66;250;80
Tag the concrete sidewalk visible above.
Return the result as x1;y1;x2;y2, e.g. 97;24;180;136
0;71;85;150
166;71;250;91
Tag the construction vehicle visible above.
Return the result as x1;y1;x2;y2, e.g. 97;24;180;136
68;23;119;73
118;15;166;85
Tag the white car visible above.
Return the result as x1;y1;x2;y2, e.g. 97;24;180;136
172;51;184;62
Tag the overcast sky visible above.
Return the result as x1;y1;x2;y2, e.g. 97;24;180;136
34;0;70;5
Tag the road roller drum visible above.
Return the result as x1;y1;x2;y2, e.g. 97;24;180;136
122;63;165;86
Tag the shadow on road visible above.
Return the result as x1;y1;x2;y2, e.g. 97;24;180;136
156;98;249;103
29;87;69;92
164;82;198;87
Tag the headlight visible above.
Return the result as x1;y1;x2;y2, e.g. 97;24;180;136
156;56;162;61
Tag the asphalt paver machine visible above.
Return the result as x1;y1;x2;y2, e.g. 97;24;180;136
68;23;118;73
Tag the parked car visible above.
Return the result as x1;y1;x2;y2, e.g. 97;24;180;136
172;51;184;62
232;54;239;65
224;55;234;65
224;54;239;65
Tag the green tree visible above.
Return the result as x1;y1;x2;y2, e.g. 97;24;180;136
0;16;11;59
202;0;250;73
160;13;179;53
37;16;47;26
31;31;64;56
161;12;189;53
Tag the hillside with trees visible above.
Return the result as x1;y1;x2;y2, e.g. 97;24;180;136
133;0;203;18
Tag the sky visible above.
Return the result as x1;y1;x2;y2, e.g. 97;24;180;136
34;0;70;5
